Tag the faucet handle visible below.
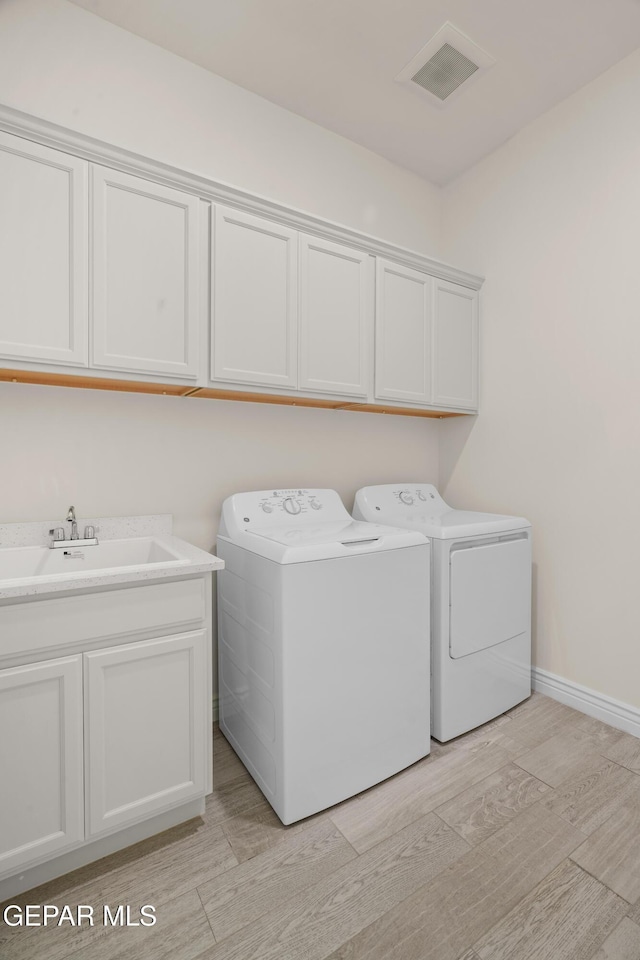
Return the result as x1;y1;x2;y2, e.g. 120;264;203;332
84;525;95;539
50;527;65;541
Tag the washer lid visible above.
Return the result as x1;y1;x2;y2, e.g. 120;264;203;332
250;520;391;547
218;488;428;563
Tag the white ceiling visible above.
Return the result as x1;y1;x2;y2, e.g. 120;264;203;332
68;0;640;185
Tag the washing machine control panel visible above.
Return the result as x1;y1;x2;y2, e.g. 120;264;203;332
226;489;351;530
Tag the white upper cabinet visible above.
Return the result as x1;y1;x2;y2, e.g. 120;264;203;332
375;258;433;404
0;118;482;411
433;278;478;409
212;205;298;388
0;132;88;366
91;166;200;378
299;235;370;397
0;656;84;874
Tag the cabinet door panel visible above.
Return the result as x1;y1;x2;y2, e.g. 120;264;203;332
433;279;478;409
213;206;297;387
375;259;432;403
299;235;370;397
92;166;199;378
0;132;88;366
85;631;206;837
0;656;84;875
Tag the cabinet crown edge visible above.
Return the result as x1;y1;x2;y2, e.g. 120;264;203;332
0;102;483;291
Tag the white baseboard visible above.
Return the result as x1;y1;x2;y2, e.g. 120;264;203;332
533;667;640;738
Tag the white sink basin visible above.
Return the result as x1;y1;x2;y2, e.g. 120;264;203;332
0;537;189;587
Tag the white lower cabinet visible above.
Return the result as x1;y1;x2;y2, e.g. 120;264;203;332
0;656;84;875
85;631;207;837
0;578;212;890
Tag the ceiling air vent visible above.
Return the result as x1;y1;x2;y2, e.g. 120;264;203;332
411;43;478;101
396;22;495;108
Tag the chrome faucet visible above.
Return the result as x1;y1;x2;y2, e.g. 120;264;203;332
66;505;79;540
49;507;99;549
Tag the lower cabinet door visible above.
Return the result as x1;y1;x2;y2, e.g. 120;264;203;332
0;656;84;875
84;630;207;837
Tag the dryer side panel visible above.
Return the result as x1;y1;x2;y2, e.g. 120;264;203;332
449;536;531;659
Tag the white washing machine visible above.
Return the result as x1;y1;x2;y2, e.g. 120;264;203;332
354;484;532;742
216;488;431;824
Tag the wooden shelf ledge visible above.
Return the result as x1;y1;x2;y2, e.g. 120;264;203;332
0;369;468;419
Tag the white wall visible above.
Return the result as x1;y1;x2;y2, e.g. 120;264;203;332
0;2;441;585
0;382;439;549
0;0;442;518
0;381;439;702
0;0;441;254
440;48;640;708
13;0;637;716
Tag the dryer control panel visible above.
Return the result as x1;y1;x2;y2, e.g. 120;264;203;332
355;483;449;521
219;489;351;538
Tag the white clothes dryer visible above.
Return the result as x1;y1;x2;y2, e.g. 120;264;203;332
216;488;431;824
354;484;532;742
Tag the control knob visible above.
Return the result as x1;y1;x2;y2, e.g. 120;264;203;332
399;491;414;505
261;503;273;513
283;497;302;515
417;491;427;502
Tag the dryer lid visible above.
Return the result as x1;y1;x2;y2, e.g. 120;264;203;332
409;509;530;539
353;484;530;539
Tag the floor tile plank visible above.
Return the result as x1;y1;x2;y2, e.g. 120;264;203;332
543;755;640;836
0;889;214;960
625;897;640;926
473;860;626;960
330;737;513;853
588;917;640;960
213;728;249;787
204;773;266;827
505;693;591;746
435;763;552;845
515;727;614;787
326;804;586;960
571;714;625;750
571;804;640;902
201;813;469;960
220;801;325;864
601;732;640;774
2;695;632;960
198;818;357;941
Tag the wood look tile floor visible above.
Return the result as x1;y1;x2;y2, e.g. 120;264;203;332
3;693;640;960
